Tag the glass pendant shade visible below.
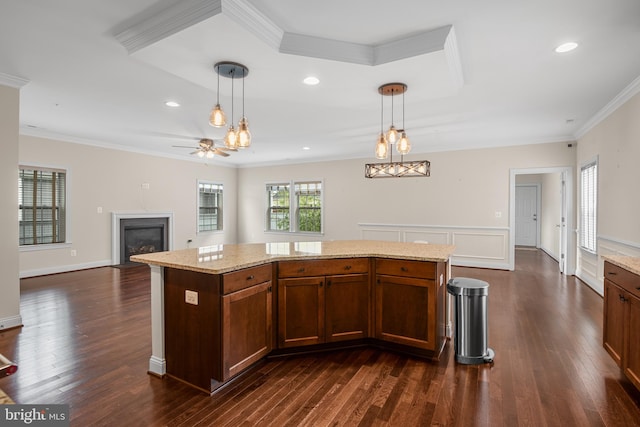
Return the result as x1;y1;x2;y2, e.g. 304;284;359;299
386;125;398;144
396;131;411;154
375;133;388;159
206;150;215;159
209;104;226;127
237;117;251;148
197;150;205;158
225;125;238;149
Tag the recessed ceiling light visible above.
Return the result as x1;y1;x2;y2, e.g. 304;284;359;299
165;101;180;107
555;42;578;53
303;76;320;86
302;146;311;150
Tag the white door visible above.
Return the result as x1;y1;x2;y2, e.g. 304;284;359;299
559;173;567;273
515;185;538;246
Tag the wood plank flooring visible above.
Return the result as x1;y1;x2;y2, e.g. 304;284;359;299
1;250;639;426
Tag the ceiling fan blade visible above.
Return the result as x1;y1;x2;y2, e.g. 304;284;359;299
189;150;200;155
217;147;238;152
214;149;230;157
172;145;198;148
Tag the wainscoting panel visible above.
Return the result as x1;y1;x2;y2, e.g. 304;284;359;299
358;223;511;270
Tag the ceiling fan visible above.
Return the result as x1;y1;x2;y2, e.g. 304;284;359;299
173;138;237;159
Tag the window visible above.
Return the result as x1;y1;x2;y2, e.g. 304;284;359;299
580;159;597;252
19;166;67;246
266;180;322;233
266;183;290;231
198;182;223;232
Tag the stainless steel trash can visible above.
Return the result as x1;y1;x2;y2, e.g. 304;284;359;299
447;277;495;364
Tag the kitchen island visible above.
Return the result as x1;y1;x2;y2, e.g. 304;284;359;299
132;240;455;393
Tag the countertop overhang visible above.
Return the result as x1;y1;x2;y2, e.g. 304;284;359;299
603;255;640;276
131;240;456;274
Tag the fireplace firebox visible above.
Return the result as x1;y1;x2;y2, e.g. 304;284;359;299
119;217;169;265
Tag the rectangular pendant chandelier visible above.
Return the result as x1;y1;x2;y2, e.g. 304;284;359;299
365;160;431;178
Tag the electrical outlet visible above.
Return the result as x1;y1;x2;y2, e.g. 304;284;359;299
97;206;103;214
185;290;198;305
70;249;77;256
141;183;150;190
494;211;502;218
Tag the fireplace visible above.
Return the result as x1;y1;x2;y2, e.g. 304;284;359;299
112;213;173;265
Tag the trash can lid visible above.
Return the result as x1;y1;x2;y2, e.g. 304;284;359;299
446;277;489;296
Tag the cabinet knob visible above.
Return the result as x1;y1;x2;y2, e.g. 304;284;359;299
619;294;627;303
401;267;408;272
247;275;254;280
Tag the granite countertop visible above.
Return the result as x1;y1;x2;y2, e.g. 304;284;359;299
0;388;14;404
603;255;640;276
131;240;456;274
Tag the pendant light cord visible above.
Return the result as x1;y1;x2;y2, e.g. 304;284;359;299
230;69;235;124
216;65;220;104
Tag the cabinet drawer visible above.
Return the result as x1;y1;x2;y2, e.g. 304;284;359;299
278;258;369;278
223;264;272;294
605;262;640;299
375;258;436;279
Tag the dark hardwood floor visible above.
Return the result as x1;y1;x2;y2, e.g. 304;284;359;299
1;250;639;426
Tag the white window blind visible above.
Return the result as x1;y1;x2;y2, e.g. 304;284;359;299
198;182;223;232
580;160;597;252
19;166;67;245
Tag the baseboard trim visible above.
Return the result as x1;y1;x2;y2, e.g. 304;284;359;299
576;269;603;296
0;315;23;331
19;260;112;278
451;258;511;271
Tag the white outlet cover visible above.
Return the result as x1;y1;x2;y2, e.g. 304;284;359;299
185;290;198;305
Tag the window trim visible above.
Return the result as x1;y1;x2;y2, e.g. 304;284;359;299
579;157;598;254
196;180;224;234
265;179;324;235
18;164;71;248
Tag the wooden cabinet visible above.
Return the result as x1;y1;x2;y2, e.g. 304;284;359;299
604;261;640;391
164;264;273;393
375;258;447;353
277;259;370;348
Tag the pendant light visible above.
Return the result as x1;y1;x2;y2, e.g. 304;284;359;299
236;67;251;148
209;65;226;127
213;61;250;150
375;90;388;159
365;82;430;178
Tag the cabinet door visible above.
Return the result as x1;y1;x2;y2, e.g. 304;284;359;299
603;279;626;367
278;277;325;348
376;274;436;350
326;274;369;342
222;281;272;380
624;292;640;389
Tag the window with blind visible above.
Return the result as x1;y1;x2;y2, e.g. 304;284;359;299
19;166;67;246
198;181;223;232
580;160;598;253
266;180;323;233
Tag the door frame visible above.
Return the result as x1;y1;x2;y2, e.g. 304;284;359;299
509;167;574;274
515;183;541;247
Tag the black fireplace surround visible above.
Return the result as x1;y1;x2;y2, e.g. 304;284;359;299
119;217;169;265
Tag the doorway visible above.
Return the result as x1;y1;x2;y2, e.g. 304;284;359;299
515;184;539;247
509;167;574;275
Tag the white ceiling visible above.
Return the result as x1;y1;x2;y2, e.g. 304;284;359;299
2;0;640;167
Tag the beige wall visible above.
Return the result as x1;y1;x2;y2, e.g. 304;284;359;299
0;84;21;329
238;142;575;269
577;90;640;293
19;136;238;277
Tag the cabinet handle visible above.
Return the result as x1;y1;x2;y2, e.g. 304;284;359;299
298;268;305;273
319;281;323;287
268;286;272;293
619;294;627;303
247;275;254;280
607;272;617;275
401;267;408;272
327;279;332;287
344;265;352;270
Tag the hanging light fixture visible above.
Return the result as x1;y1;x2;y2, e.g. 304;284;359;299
209;64;226;127
212;61;251;149
365;82;430;178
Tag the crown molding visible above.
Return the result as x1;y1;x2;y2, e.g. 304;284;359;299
223;0;283;51
375;25;451;65
443;26;464;90
0;72;29;88
280;33;373;65
114;0;223;54
574;74;640;140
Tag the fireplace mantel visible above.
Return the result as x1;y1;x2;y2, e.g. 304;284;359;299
111;212;174;265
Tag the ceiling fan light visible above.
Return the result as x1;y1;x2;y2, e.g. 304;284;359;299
206;150;215;159
237;117;251;148
397;131;411;154
197;150;205;158
375;133;388;159
225;125;238;149
209;104;226;127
